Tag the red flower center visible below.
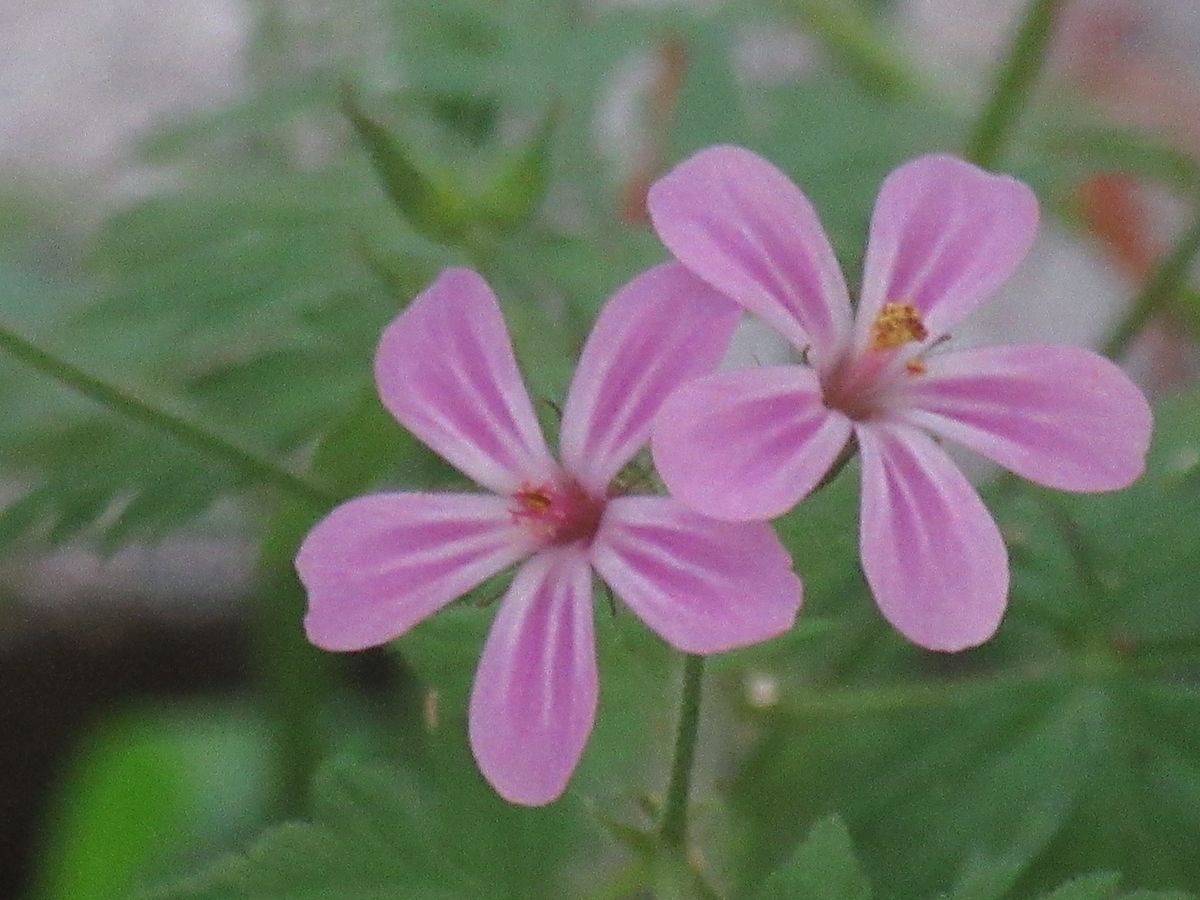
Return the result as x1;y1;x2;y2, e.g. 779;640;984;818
822;303;929;421
511;480;606;547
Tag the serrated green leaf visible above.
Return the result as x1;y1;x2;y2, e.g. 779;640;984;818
142;753;589;900
756;817;872;900
729;390;1200;898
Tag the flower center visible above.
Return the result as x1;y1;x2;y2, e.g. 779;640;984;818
869;302;928;351
821;303;929;421
511;479;606;547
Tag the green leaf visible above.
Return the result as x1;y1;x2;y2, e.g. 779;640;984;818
32;707;272;900
1033;870;1195;899
756;817;872;900
142;754;590;900
728;390;1200;898
478;107;558;229
341;84;472;246
1036;872;1123;900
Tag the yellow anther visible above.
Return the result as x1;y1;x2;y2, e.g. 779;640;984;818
905;358;927;376
870;302;928;351
514;487;553;513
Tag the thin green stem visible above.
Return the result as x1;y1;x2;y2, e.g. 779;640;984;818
659;653;706;850
785;0;923;101
963;0;1067;168
777;648;1200;719
0;323;335;509
255;500;337;816
1103;213;1200;359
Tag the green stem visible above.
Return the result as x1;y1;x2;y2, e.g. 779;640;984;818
786;0;923;101
255;499;337;816
1103;213;1200;359
777;648;1200;719
963;0;1067;168
659;653;706;850
0;323;335;509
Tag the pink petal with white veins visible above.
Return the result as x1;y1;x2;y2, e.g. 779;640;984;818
648;145;852;370
590;496;802;653
469;548;596;806
856;423;1008;652
652;366;852;521
856;155;1039;345
559;262;740;494
899;344;1152;491
297;493;533;651
375;268;557;494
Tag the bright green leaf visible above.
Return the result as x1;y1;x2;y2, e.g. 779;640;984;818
756;817;872;900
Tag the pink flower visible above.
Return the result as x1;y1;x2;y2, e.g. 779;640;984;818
295;263;803;805
647;147;1153;652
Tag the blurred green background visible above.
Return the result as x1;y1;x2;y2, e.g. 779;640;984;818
1;0;1199;897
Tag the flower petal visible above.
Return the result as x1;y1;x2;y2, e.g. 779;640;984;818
590;496;803;653
651;366;852;521
469;549;596;806
899;344;1152;491
856;155;1039;345
297;492;533;651
375;268;557;493
856;423;1008;652
559;262;740;493
647;145;852;369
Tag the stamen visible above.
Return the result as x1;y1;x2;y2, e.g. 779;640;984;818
870;302;928;351
905;358;927;376
513;486;553;513
511;480;605;546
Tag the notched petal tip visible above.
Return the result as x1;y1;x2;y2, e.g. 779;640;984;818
558;261;741;492
647;144;852;363
858;153;1040;343
372;268;555;493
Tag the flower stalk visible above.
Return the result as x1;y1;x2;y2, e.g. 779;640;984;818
659;652;706;850
0;322;335;510
963;0;1068;168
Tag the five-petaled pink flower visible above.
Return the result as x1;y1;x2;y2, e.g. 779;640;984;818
296;262;803;805
648;147;1152;652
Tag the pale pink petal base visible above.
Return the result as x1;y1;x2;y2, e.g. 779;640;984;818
469;549;597;806
900;344;1152;491
652;367;853;521
855;154;1039;344
298;493;533;652
590;496;802;653
374;267;556;494
647;145;852;368
856;423;1008;652
559;262;740;494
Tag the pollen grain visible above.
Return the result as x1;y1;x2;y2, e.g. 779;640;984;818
870;302;928;351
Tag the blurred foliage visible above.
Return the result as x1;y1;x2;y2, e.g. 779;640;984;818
140;751;595;900
3;0;1200;898
31;707;272;900
729;390;1200;899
